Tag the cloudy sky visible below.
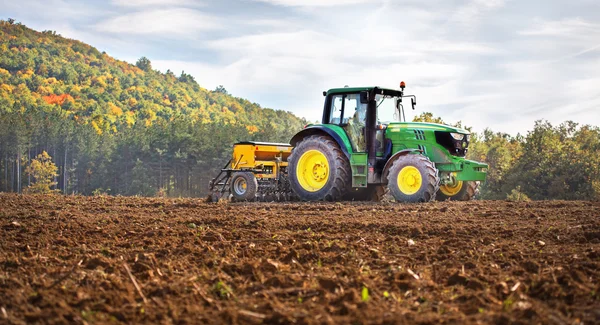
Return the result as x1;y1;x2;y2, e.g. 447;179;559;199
3;0;600;134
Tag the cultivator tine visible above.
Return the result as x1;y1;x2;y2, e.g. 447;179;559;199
209;159;232;190
219;173;231;196
208;159;234;201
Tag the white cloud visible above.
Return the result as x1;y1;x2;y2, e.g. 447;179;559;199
519;17;600;38
110;0;202;7
94;8;220;36
447;0;506;28
2;0;107;21
148;3;599;134
253;0;380;7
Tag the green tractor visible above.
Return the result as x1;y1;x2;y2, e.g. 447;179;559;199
288;82;488;202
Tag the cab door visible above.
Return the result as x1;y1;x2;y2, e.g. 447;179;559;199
326;93;368;187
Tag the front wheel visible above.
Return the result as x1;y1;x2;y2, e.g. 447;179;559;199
387;154;439;203
436;179;478;201
288;135;351;201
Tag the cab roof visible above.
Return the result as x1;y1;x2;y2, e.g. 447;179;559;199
325;86;402;96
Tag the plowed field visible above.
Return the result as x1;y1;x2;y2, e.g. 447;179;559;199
1;194;599;324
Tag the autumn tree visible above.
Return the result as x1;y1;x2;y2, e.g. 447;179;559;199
24;151;58;194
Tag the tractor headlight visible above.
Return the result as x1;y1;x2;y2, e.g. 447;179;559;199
450;133;465;141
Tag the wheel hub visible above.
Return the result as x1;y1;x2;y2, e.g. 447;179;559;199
233;178;247;195
296;150;330;192
312;161;327;181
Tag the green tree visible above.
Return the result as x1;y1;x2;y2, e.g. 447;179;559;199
128;159;155;196
412;112;446;124
135;56;152;72
214;85;228;94
469;129;523;199
179;70;195;84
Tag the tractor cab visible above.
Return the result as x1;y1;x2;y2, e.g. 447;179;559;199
319;85;419;186
323;85;414;143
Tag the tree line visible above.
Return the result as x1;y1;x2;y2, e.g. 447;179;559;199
414;113;600;201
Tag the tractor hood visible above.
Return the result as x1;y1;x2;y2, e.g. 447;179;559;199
387;122;470;134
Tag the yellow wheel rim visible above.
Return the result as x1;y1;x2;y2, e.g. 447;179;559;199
440;180;463;196
296;150;329;192
397;166;422;195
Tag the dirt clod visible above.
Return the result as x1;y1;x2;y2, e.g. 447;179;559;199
448;272;469;286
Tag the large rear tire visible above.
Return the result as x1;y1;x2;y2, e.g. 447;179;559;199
436;179;478;201
288;135;351;201
387;154;439;203
230;172;258;201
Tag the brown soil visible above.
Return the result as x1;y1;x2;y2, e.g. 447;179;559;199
1;194;599;324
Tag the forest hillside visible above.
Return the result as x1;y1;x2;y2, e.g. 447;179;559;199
0;20;306;196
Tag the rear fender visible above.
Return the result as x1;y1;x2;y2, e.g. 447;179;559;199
290;126;351;159
381;149;423;183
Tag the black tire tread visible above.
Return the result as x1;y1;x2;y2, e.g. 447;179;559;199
230;172;258;202
387;154;439;203
288;135;351;201
370;185;388;202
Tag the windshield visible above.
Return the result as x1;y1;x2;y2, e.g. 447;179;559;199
376;94;401;124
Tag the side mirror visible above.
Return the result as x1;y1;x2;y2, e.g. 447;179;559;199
411;98;416;110
359;91;368;104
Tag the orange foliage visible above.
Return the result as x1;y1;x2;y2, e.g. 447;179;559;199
246;125;259;134
108;103;123;116
1;84;14;92
43;93;73;106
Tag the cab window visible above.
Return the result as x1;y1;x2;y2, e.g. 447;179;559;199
329;94;362;125
329;95;344;124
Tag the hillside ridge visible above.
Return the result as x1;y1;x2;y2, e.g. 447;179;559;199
0;19;305;135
